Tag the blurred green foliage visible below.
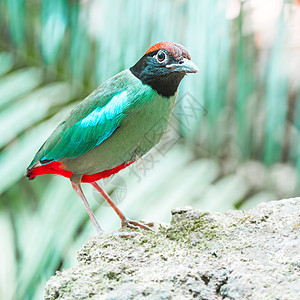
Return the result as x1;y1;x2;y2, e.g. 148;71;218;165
0;0;299;299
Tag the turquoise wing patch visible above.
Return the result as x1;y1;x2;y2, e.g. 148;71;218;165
40;90;129;162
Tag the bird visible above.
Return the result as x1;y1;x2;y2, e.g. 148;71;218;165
26;41;199;234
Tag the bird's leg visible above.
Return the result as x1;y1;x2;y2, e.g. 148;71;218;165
71;180;103;235
90;181;153;231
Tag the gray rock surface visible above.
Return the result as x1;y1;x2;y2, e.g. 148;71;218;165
45;198;300;300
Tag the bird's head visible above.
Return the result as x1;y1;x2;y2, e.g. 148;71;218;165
130;42;199;97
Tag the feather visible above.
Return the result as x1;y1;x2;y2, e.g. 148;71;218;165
28;70;155;168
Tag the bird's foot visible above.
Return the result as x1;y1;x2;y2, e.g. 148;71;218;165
97;231;138;238
111;231;137;238
122;219;154;231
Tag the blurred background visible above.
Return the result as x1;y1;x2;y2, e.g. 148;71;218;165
0;0;300;298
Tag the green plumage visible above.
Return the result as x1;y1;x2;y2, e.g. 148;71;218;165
30;69;177;175
26;41;198;235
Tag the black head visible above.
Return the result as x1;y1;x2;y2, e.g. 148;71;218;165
130;42;199;98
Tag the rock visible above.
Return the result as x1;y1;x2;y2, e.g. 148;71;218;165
44;198;300;300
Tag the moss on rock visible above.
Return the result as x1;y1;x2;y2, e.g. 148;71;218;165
45;198;300;300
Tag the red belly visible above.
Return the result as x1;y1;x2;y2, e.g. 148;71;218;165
27;161;134;182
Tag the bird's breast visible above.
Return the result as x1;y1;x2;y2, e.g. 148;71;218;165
64;91;177;175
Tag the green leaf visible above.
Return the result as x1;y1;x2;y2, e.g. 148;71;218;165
0;68;43;109
4;0;25;46
0;82;71;148
41;0;68;64
0;212;17;300
0;52;14;76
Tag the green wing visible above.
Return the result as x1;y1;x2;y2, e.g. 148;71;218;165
30;71;137;167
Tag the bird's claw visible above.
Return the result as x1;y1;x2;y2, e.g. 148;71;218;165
111;231;137;238
122;219;154;231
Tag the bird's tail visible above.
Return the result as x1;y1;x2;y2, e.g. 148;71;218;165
25;155;43;179
25;141;48;180
26;169;33;180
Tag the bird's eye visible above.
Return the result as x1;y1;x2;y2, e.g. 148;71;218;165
156;50;167;63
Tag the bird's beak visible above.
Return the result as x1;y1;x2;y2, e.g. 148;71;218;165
166;58;199;73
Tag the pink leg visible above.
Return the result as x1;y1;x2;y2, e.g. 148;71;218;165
71;181;103;235
90;181;153;231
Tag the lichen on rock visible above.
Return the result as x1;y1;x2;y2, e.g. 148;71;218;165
44;198;300;300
